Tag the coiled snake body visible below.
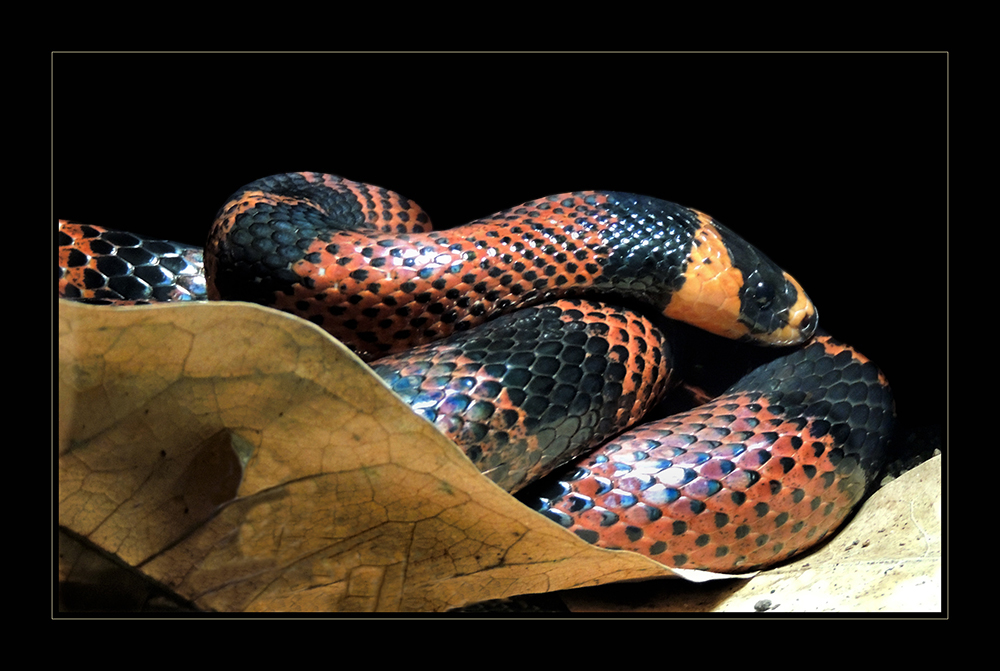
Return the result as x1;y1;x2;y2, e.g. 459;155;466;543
58;171;893;573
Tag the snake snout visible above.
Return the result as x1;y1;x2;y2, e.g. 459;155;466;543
735;256;817;346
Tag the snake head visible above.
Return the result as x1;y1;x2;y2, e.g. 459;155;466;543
660;210;818;346
598;193;817;347
737;266;818;346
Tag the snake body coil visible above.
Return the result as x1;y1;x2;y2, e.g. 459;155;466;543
205;172;815;359
58;171;892;573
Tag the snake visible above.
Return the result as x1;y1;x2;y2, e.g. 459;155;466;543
58;171;894;574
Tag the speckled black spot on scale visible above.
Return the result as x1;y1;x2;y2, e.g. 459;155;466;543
67;249;90;268
61;282;82;298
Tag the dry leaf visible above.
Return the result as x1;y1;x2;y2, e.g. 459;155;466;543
60;299;735;613
60;300;937;613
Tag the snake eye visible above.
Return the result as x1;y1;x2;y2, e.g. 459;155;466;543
755;280;775;311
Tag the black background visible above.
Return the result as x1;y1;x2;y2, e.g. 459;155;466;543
53;53;946;463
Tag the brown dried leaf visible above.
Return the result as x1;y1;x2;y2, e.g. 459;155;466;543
60;300;725;613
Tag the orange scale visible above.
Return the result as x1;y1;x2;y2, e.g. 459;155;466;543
593;487;640;511
382;284;418;304
727;416;767;432
568;475;613;500
356;291;395;313
694;426;733;441
703;516;752;543
780;466;823;495
629;516;688;549
623;538;659;558
756;463;801;495
767;433;807;458
740;482;782;511
787;504;843;537
680;475;723;501
380;314;420;339
796;524;829;549
702;490;751;519
661;498;725;535
756;455;785;482
738;545;791;570
271;288;322;315
647;443;690;461
385;246;422;265
720;547;772;571
721;468;763;492
825;486;865;517
816;501;855;532
656;448;698;465
644;427;692;455
691;407;727;423
674;538;734;569
788;446;823;473
772;490;822;525
708;441;750;461
764;529;817;560
775;416;813;433
583;520;639;549
731;443;773;467
652;465;698;489
745;401;775;418
636;483;679;509
762;508;811;542
618;501;662;527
